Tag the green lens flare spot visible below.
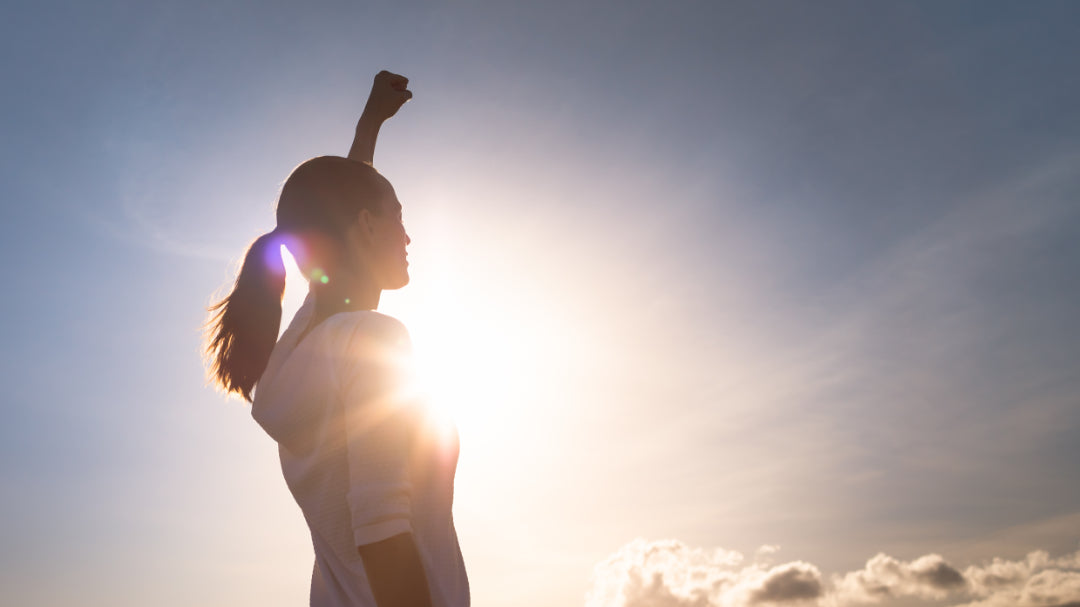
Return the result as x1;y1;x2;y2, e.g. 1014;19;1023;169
310;267;329;284
345;298;351;305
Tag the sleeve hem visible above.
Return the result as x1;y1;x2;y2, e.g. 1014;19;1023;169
354;519;413;547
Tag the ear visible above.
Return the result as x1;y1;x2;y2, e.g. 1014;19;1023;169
355;208;377;242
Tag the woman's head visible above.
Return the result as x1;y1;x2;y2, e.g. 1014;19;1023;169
205;156;410;401
276;156;410;291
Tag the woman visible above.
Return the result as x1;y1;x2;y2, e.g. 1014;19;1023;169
205;71;469;607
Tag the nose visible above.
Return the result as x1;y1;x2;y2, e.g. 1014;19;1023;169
405;231;411;246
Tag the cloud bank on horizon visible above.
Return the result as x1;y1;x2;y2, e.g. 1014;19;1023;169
588;538;1080;607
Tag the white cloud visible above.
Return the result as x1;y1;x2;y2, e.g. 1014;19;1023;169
831;552;966;603
588;539;1080;607
586;539;823;607
955;549;1080;607
752;562;825;604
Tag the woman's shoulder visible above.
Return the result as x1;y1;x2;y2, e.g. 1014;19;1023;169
323;310;411;351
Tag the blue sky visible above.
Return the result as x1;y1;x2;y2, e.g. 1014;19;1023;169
2;2;1079;606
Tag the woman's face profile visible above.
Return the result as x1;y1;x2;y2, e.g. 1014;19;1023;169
364;181;411;291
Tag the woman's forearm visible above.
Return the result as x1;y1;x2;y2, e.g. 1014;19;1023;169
358;533;433;607
348;112;383;165
348;71;412;165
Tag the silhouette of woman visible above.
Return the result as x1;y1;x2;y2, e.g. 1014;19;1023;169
206;71;469;607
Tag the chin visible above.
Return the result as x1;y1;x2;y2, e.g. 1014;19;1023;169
385;272;410;290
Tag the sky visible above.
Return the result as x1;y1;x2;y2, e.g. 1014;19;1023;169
2;1;1079;606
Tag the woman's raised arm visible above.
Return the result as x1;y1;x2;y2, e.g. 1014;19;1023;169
349;70;413;165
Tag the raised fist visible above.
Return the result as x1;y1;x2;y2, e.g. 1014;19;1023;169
364;70;412;121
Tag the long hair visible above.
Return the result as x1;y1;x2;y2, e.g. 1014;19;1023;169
205;156;388;401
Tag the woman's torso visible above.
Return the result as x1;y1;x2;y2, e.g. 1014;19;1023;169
252;297;469;607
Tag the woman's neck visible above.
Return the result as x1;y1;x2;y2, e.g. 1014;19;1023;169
311;275;381;323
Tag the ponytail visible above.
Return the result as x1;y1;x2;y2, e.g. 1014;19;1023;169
205;231;286;402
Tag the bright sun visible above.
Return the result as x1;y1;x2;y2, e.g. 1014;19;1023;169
405;292;524;433
280;244;539;440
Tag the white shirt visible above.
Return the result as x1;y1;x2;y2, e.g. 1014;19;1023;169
252;295;469;607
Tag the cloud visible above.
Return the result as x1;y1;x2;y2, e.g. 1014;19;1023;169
832;552;967;603
586;539;823;607
751;563;824;604
588;539;1080;607
956;550;1080;607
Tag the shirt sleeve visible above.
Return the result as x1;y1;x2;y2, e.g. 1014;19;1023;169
339;314;417;547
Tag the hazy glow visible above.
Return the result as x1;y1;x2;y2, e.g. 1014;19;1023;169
280;245;307;330
280;243;548;442
435;311;556;456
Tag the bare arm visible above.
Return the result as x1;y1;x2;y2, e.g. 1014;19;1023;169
349;70;413;165
359;533;433;607
343;319;431;607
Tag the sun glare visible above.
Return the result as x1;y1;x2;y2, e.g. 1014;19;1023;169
280;244;541;441
406;295;524;435
389;250;547;445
